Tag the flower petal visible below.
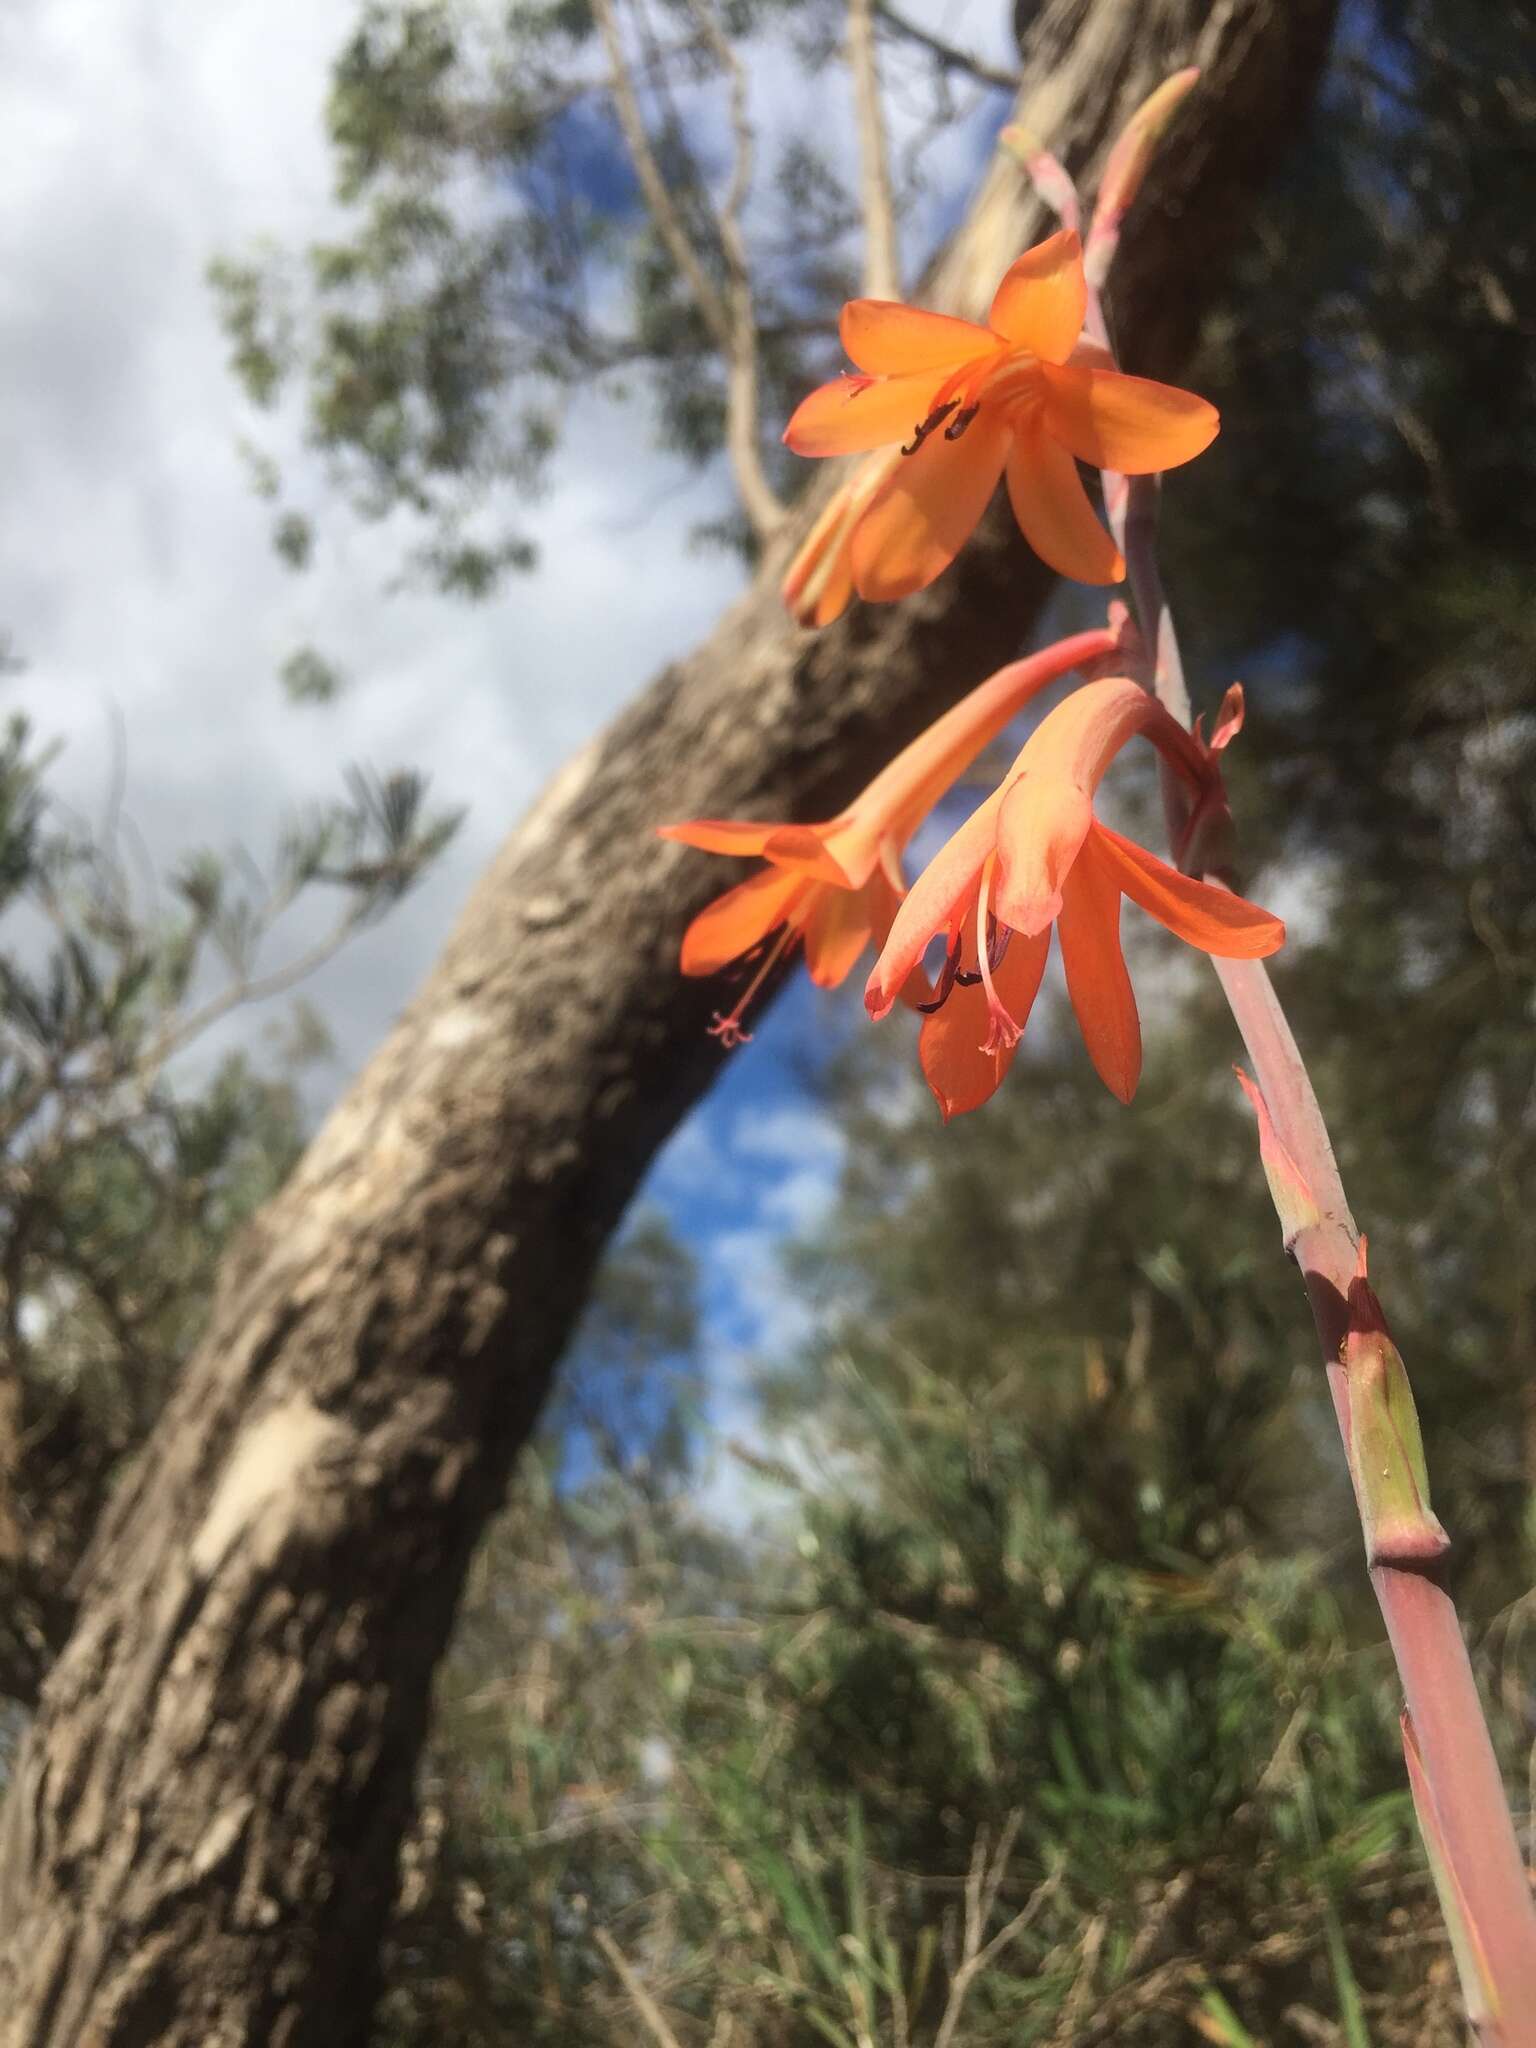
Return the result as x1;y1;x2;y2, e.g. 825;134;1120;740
986;230;1086;362
850;411;1011;602
802;880;876;987
840;299;996;375
660;818;781;857
1040;363;1219;474
761;825;863;885
802;545;855;627
658;816;861;887
1005;424;1124;584
1065;336;1118;372
859;868;930;1009
1056;830;1141;1102
865;790;1004;1018
992;774;1094;936
918;926;1050;1119
784;370;946;457
1093;824;1285;958
679;867;809;976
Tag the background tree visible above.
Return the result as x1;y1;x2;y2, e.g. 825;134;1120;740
0;707;457;1708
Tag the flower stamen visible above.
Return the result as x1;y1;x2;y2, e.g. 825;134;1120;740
901;399;960;457
916;926;965;1014
976;854;1022;1055
706;906;808;1047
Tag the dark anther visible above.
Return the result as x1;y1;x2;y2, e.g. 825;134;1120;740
955;916;1010;986
902;400;959;457
942;403;980;442
916;930;965;1013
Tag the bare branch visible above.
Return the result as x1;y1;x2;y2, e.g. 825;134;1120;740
591;0;732;346
934;1819;1056;2048
683;0;786;539
874;1;1021;95
848;0;900;298
592;0;784;540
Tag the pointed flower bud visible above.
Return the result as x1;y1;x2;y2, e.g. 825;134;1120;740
1086;69;1201;289
997;128;1081;232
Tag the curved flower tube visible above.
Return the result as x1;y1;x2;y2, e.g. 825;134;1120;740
781;448;903;629
658;626;1124;1046
864;677;1284;1115
782;229;1218;601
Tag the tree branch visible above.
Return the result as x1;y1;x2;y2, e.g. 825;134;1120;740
592;0;732;348
848;0;900;299
874;0;1021;95
683;0;786;539
592;0;783;540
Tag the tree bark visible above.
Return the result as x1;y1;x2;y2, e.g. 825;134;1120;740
0;3;1337;2040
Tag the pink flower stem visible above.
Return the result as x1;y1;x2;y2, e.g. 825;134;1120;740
1118;473;1536;2036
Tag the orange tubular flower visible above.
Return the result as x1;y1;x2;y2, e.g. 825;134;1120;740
781;447;902;629
659;627;1124;1047
864;678;1284;1117
782;229;1218;601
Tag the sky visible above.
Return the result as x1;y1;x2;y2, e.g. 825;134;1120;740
0;0;1020;1519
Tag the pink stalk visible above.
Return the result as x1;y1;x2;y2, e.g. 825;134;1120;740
1118;447;1536;2041
1028;110;1536;2021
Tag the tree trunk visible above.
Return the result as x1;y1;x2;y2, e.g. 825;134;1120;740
0;3;1336;2040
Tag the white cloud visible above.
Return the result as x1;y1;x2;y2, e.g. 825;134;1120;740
730;1100;845;1232
0;0;749;1107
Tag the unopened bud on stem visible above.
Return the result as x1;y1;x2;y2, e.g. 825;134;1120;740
1345;1242;1450;1569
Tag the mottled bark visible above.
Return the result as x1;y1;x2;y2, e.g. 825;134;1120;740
0;2;1336;2040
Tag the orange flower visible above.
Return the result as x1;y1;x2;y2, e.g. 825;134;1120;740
865;678;1284;1116
782;229;1217;599
659;626;1123;1046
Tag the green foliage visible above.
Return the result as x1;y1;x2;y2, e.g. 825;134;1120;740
207;249;296;409
279;643;343;701
377;1308;1467;2045
0;711;459;1695
273;511;316;570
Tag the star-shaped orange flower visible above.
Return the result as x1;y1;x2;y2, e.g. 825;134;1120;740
782;229;1218;601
